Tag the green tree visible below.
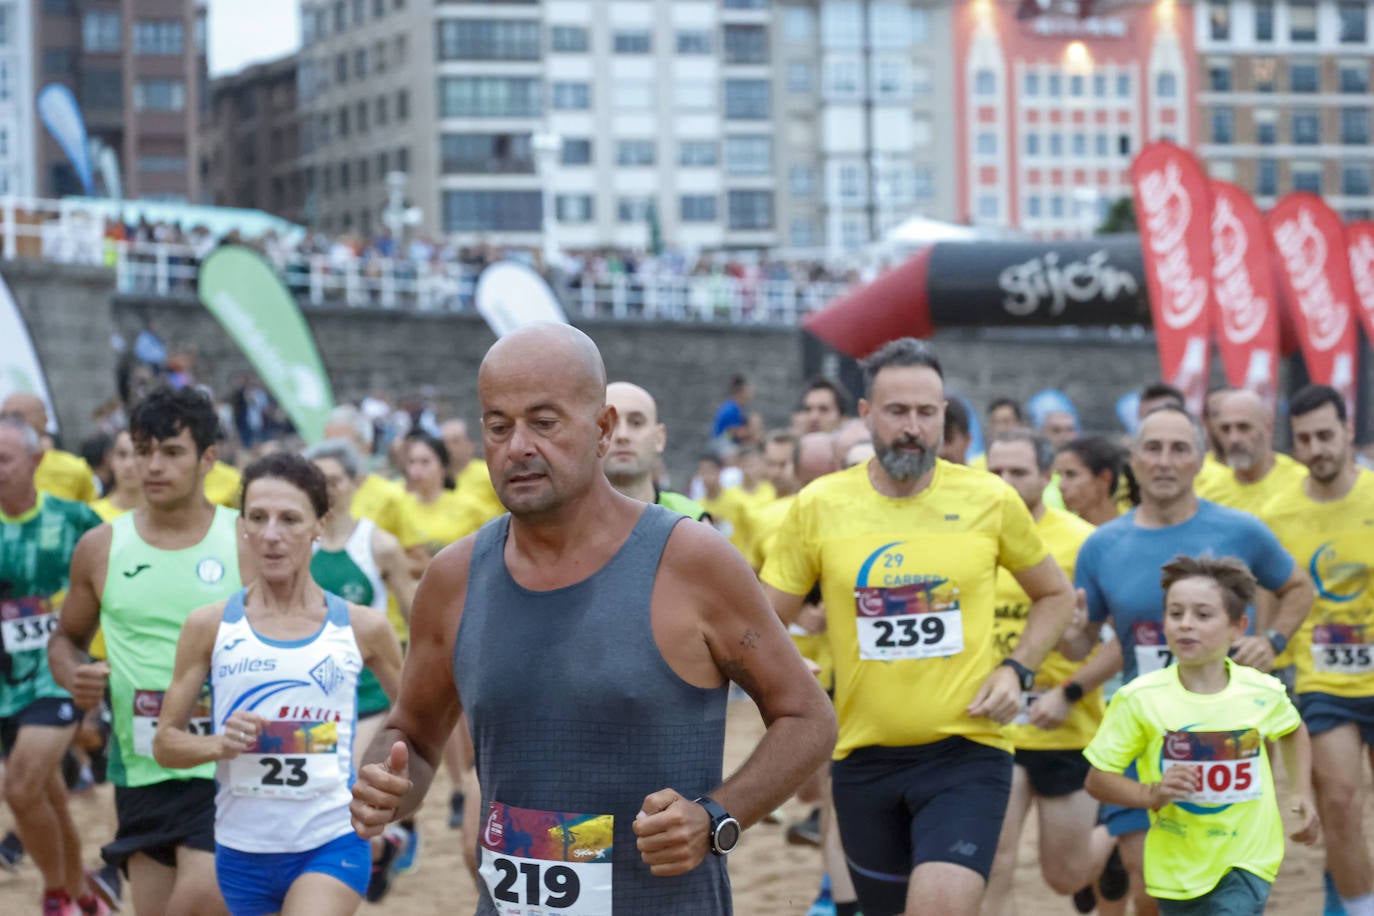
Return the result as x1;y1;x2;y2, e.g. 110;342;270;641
1098;197;1136;234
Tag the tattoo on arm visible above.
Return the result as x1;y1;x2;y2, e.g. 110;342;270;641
739;629;760;650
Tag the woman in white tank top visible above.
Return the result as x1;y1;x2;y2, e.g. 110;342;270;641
153;453;403;916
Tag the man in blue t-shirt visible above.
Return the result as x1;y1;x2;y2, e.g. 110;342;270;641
711;374;753;442
1062;405;1314;916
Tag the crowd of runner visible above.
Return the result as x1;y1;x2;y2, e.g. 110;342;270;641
0;330;1372;916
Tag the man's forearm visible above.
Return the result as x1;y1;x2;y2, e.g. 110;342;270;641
713;708;837;829
1011;589;1075;671
363;726;440;823
1271;581;1315;640
47;633;83;691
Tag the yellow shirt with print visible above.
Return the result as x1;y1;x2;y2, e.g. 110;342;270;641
1196;452;1306;518
993;507;1104;750
1084;661;1300;901
700;488;752;555
37;449;96;503
203;462;242;509
1261;471;1374;698
761;460;1048;758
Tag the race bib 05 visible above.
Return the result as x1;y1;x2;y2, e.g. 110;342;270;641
1161;728;1263;806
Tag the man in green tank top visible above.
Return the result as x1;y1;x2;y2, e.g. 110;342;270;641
0;415;107;915
602;381;710;522
51;387;251;916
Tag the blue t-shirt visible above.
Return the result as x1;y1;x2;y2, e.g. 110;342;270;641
1076;500;1294;684
712;399;746;438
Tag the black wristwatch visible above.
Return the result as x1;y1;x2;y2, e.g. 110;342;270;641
1062;681;1085;704
694;796;741;856
1000;658;1036;692
1265;629;1289;657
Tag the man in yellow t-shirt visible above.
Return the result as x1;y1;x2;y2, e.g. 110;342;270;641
982;430;1113;914
441;417;506;527
323;408;410;541
1262;384;1374;915
1196;389;1306;516
761;338;1075;916
1;393;97;502
697;454;750;547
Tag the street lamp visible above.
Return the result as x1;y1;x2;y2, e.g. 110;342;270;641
531;131;563;267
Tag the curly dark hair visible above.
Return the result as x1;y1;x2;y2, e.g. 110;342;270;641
129;386;221;455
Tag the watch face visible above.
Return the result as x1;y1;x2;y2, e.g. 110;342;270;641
716;818;741;853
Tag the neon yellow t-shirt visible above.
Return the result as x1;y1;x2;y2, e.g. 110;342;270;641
1084;660;1300;901
994;507;1104;751
398;489;481;556
1261;471;1374;698
1195;452;1306;518
37;449;97;503
203;461;242;509
762;460;1048;758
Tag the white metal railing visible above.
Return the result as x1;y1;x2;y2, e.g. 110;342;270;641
0;195;853;324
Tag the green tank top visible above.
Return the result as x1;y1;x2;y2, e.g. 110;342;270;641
0;494;102;718
309;538;391;717
102;505;241;787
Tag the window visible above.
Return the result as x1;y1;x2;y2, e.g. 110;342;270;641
43;0;74;14
357;101;369;132
1343;163;1372;195
679;140;718;166
1291;62;1320;92
339;162;351;190
1255;110;1278;144
1070;74;1084;97
1342;107;1370;144
616;139;656;166
1254;0;1274;39
1050;195;1065;218
134;79;186;112
376;95;389;124
725;79;770;119
1253;57;1277;91
681;195;717;222
440;134;534;174
443;191;542;232
1208;63;1231;91
355;49;368;78
787;63;813;93
1209;0;1230;40
438;20;541;60
614;30;651;53
1157;72;1178;97
1024;72;1040;97
1048;73;1062;97
676;80;714;109
43;49;72;76
870;0;914;47
1093;74;1107;97
1095;133;1109;156
1027;196;1043;219
551;25;588;52
977;195;999;220
138;155;186;173
724;0;768;8
338;107;350;137
1341;1;1367;42
440;77;541;117
397;147;409;172
335;53;348;84
1050;133;1064;156
561;138;592;165
1211;108;1234;143
551;81;591;110
617;197;652;223
134;20;184;55
975;69;996;96
976;132;997;155
1119;134;1132;155
1291;0;1317;41
821;1;863;48
824;58;863;97
838;163;864;202
724;135;771;175
1293;163;1322;193
791;220;816;247
1292;110;1320;144
82;11;122;52
397;90;409;120
1257;158;1278;195
1072;132;1087;155
1341;62;1370;93
872;58;908;99
613;82;653;109
912;63;933;96
783;7;814;42
728;190;773;230
556;194;593;223
790;165;815;197
1026;133;1040;156
1117;74;1130;97
724;25;767;63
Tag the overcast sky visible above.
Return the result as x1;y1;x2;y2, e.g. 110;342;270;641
208;0;301;77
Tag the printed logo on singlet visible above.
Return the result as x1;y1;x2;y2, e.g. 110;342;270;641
196;558;226;584
310;656;346;696
1309;542;1367;604
339;582;369;603
122;563;151;579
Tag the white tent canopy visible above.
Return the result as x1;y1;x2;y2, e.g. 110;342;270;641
883;214;986;246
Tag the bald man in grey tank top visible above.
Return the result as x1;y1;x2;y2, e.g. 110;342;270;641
350;323;836;914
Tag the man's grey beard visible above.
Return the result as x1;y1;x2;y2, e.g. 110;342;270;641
875;436;938;482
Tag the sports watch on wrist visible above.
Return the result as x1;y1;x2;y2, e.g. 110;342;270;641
1264;629;1289;657
1062;681;1085;704
694;796;741;856
999;658;1036;691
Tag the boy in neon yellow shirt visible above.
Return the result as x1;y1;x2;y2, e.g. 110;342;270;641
1085;555;1319;914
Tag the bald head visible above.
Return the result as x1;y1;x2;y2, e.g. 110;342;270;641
797;432;840;486
480;324;606;408
605;382;658;425
604;381;665;494
1;393;47;436
831;418;870;466
1212;388;1274;474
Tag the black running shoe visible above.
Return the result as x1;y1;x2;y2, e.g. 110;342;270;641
785;808;822;847
1071;885;1097;914
1098;846;1129;901
0;831;23;872
366;832;403;903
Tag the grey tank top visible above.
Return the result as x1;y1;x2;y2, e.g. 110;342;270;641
455;504;731;915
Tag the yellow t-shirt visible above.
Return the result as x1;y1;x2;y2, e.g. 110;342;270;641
1261;472;1374;698
761;460;1048;758
1195;452;1306;518
37;449;97;503
455;458;505;525
1193;453;1229;496
203;462;242;509
351;473;408;541
700;488;752;555
745;494;795;571
994;507;1104;751
1084;661;1300;901
398;489;482;556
